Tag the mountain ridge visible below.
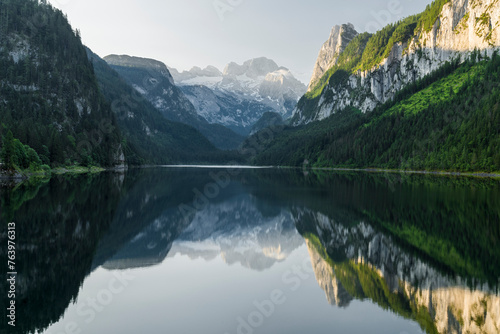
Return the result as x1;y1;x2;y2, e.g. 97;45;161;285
104;54;245;150
169;57;306;135
293;0;500;125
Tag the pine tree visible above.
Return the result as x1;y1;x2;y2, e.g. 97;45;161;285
1;130;16;170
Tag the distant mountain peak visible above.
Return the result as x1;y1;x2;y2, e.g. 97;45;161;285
169;57;306;135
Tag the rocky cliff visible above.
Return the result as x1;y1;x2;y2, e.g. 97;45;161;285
293;0;500;124
307;23;359;92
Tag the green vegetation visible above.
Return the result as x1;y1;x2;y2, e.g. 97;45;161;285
358;15;420;71
1;129;50;176
254;53;500;173
416;0;450;33
0;0;123;167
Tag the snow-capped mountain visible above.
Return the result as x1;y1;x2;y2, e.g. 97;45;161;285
169;57;307;135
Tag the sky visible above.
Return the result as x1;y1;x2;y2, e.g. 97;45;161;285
47;0;430;83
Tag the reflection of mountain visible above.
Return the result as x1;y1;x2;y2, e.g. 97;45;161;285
249;170;500;285
169;195;304;271
92;169;217;270
101;207;187;270
3;168;499;334
299;208;500;334
102;190;304;271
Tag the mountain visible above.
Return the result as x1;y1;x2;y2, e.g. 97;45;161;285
103;55;244;150
100;183;304;272
0;0;124;168
252;0;500;172
86;49;234;165
293;0;500;124
170;57;307;135
307;23;359;92
250;112;284;135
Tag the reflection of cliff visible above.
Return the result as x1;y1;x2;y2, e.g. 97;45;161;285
306;239;352;307
250;169;500;284
301;209;500;334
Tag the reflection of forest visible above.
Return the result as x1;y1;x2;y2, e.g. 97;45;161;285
1;168;499;334
0;173;123;334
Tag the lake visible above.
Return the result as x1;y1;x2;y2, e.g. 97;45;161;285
1;167;499;334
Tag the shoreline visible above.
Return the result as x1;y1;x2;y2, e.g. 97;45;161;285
1;164;499;182
299;167;500;178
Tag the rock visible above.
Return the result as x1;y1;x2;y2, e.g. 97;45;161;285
307;23;359;92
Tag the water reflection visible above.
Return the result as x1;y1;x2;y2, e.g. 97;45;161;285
0;168;498;334
0;173;122;334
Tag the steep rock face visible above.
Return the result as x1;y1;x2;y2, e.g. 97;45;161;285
294;0;500;124
307;23;359;91
297;208;500;334
171;57;306;135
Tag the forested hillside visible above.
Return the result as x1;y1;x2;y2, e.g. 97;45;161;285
253;53;500;172
0;0;123;168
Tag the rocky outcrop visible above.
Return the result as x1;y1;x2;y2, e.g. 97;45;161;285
307;23;359;92
294;0;500;124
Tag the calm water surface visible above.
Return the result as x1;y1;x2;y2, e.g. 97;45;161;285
1;168;499;334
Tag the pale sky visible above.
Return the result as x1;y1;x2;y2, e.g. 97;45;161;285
47;0;429;83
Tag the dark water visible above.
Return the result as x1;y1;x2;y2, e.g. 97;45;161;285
1;167;499;334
